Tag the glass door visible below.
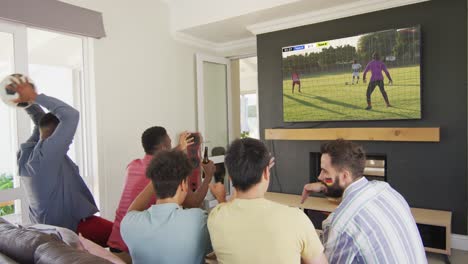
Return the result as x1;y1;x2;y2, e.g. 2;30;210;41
196;54;233;156
196;54;233;204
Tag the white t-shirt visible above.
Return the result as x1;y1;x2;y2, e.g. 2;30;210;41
352;63;362;72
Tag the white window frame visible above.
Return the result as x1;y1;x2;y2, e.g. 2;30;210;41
0;20;30;223
80;37;100;207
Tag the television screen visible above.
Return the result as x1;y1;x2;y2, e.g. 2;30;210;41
282;26;421;122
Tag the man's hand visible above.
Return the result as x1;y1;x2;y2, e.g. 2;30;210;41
209;182;226;203
363;77;367;84
176;131;194;151
201;160;215;181
268;156;275;170
9;76;37;104
388;80;393;86
301;182;326;204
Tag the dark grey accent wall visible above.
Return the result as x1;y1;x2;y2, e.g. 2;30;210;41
257;0;468;234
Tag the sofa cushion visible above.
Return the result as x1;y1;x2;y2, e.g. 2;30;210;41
78;235;125;264
27;224;84;250
0;218;60;264
0;252;19;264
34;240;113;264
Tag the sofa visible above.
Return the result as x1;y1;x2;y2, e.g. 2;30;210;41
0;218;113;264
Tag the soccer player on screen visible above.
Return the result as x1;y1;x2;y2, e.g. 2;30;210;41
291;70;301;94
351;60;362;85
363;52;393;110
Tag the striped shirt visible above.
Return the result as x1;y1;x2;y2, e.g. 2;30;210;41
107;154;157;251
322;177;427;264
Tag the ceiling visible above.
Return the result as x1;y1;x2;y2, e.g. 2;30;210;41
166;0;430;53
180;0;353;43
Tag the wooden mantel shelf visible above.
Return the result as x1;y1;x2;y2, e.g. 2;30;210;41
265;127;440;142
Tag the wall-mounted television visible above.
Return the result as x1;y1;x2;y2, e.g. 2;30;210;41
282;26;421;122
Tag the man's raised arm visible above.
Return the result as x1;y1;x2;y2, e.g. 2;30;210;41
35;94;79;158
23;104;45;143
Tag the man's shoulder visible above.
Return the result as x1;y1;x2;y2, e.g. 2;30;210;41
330;181;392;227
180;208;207;219
120;210;153;243
209;199;304;221
208;200;241;225
121;210;151;228
127;158;145;169
268;201;312;225
368;179;390;190
208;201;228;218
20;142;37;150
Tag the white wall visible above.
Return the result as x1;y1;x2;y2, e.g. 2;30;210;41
61;0;215;219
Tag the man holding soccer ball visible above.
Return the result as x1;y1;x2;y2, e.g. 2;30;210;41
6;75;112;247
363;52;393;110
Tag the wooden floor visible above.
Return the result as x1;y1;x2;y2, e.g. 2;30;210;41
427;249;468;264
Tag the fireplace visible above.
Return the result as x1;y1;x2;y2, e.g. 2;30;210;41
309;152;387;182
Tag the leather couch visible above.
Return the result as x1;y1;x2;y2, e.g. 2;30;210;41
0;218;112;264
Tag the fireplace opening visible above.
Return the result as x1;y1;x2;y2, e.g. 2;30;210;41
309;152;387;182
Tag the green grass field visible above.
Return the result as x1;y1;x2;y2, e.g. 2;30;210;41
283;65;421;122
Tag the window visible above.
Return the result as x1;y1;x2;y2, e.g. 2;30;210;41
239;56;259;139
240;93;259;139
27;28;85;168
0;21;96;224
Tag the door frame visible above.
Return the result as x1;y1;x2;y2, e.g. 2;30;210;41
195;53;233;158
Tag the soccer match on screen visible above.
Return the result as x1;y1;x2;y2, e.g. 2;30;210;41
282;26;421;122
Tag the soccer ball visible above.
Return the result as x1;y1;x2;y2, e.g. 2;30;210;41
0;73;35;108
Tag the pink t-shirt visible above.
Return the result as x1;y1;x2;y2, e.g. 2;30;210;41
292;72;300;82
107;155;157;252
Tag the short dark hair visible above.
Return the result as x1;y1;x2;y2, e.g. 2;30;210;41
320;139;366;179
141;126;167;154
146;150;193;199
39;113;59;129
372;52;380;60
225;138;270;192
